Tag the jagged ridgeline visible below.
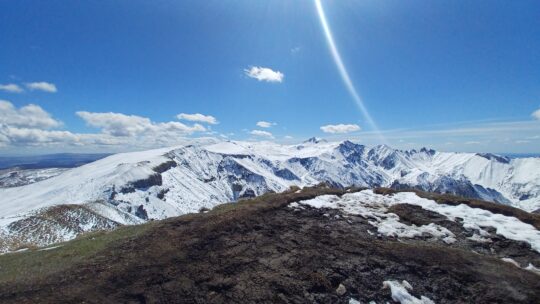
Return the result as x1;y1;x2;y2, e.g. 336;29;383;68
0;139;539;251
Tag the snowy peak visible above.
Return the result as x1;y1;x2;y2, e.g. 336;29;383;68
337;140;364;152
419;147;436;155
366;145;402;170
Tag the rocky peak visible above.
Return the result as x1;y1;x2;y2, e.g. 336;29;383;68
304;137;327;144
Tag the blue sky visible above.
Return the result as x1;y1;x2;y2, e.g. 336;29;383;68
1;0;539;154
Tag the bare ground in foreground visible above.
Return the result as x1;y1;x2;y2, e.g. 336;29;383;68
0;186;539;303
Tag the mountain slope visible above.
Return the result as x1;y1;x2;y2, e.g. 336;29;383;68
0;139;539;251
0;167;68;188
0;187;538;303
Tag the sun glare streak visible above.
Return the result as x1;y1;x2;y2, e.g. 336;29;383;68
314;0;385;142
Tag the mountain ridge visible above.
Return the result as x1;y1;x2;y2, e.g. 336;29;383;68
0;139;539;251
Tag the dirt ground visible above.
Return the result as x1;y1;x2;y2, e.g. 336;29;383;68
0;187;539;303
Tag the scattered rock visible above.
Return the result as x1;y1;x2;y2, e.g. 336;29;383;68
336;283;347;296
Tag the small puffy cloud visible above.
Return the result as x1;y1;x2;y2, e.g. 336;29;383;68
25;81;57;93
291;47;301;54
244;66;284;83
320;123;361;134
77;111;205;137
0;83;23;93
256;121;276;128
250;130;274;139
177;113;218;124
284;135;293;139
532;108;540;120
0;100;62;129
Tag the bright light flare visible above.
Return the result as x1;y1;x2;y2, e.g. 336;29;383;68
315;0;385;141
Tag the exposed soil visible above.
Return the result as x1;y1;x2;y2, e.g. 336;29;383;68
0;187;539;303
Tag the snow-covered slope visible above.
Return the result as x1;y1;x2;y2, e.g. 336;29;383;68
0;167;68;188
0;138;538;251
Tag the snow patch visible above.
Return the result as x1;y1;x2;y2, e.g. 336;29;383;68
501;257;521;268
388;191;540;253
292;192;456;244
467;233;492;243
501;258;540;275
383;280;434;304
38;245;62;251
525;263;540;275
292;190;540;253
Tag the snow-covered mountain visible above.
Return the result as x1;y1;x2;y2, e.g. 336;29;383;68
0;167;68;188
0;138;539;251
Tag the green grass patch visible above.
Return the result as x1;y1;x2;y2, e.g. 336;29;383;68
0;221;155;284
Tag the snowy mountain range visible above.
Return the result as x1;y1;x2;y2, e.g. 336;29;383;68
0;138;539;251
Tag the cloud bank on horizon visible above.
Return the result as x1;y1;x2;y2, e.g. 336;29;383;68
1;98;538;154
0;100;211;150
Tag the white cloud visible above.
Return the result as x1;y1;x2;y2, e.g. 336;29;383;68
154;121;206;134
1;126;79;145
25;82;57;93
0;101;211;150
77;111;206;137
320;123;361;134
177;113;218;124
0;100;62;129
244;66;284;83
77;111;151;137
284;135;293;139
250;130;274;139
0;83;23;93
532;108;540;120
256;121;276;128
0;100;79;147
